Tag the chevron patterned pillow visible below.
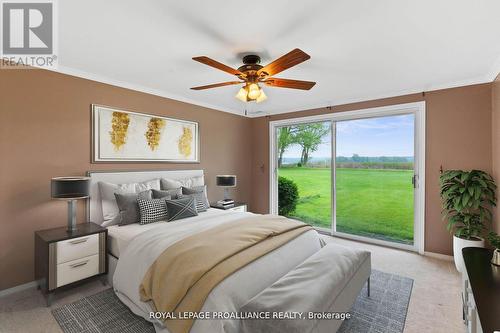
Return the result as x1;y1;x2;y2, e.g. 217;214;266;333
165;197;198;222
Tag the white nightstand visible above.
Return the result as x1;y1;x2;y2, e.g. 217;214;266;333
35;223;107;305
211;202;247;212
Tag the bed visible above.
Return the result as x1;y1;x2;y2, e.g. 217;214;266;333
87;169;371;333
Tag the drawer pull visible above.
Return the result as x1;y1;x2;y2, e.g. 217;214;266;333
70;260;89;268
69;238;89;245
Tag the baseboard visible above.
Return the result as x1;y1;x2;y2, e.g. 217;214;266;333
0;280;37;298
424;251;454;261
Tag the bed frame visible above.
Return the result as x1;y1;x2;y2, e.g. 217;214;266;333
85;169;370;332
86;169;205;284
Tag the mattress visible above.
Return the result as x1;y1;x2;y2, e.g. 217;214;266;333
107;208;242;258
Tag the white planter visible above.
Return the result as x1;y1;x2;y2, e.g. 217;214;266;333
453;235;485;272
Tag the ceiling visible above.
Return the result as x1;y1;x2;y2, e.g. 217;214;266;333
56;0;500;117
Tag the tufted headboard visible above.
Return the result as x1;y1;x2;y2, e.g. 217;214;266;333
86;169;204;225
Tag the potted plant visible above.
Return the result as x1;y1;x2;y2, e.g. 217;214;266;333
488;232;500;266
440;169;496;272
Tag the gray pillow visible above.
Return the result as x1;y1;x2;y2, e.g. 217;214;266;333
182;186;209;208
165;197;198;222
180;186;209;212
98;179;160;226
137;198;168;224
152;188;181;200
114;190;152;225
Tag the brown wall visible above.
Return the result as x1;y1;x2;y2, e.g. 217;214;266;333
251;84;493;255
0;67;495;291
0;69;252;291
492;75;500;234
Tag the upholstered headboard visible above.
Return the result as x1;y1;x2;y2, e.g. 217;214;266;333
86;169;204;225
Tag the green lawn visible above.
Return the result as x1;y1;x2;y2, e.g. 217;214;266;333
278;167;414;244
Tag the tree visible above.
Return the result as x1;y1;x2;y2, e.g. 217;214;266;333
294;123;330;166
277;126;298;167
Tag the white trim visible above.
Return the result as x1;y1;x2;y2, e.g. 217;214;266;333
414;104;426;255
47;66;246;117
269;101;426;253
269;124;277;214
488;54;500;81
424;251;454;262
248;75;492;118
269;101;425;126
42;65;494;119
0;280;37;298
331;231;416;252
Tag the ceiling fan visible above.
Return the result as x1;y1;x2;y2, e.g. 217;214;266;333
190;48;315;103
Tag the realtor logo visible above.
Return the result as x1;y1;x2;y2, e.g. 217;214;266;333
1;0;57;68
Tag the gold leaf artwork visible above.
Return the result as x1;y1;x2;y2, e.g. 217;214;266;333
178;126;193;157
145;118;166;151
109;112;130;151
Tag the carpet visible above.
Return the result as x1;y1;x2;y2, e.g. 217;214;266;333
52;270;413;333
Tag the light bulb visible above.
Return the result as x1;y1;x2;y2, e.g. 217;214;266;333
235;87;248;102
256;89;267;103
247;83;261;100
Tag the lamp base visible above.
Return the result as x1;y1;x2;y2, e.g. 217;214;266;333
67;200;78;232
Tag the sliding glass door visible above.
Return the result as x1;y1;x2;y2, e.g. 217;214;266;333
270;103;425;252
335;114;415;245
276;121;332;230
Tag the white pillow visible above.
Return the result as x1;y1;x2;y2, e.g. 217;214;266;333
98;178;160;226
160;176;204;190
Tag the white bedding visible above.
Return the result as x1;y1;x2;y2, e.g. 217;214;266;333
112;209;323;333
107;209;232;257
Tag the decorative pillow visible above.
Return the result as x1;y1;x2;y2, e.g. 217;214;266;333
185;185;209;207
137;198;168;224
160;176;204;190
152;188;181;200
165;197;198;222
114;190;152;225
180;186;209;212
99;179;160;226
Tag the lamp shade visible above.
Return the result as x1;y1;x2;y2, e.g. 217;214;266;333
216;175;237;187
51;177;90;199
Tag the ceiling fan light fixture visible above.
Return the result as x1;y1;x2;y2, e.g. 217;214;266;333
235;87;248;102
256;89;267;103
247;83;261;100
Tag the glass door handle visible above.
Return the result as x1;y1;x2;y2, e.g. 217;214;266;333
412;175;418;188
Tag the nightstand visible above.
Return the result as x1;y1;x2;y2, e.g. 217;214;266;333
210;202;247;212
35;222;107;305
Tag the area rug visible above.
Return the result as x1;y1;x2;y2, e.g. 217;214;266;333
338;270;413;333
52;270;413;333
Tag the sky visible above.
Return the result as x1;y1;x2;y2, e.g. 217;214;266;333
282;114;415;158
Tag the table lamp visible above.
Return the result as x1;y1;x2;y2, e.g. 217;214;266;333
216;175;237;204
51;177;90;232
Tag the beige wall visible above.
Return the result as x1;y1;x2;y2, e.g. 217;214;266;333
250;84;493;255
0;69;253;291
492;75;500;234
0;67;496;291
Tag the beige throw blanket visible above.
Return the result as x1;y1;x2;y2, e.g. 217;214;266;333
139;215;313;333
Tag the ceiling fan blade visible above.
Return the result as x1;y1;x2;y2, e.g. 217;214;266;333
190;81;243;90
258;49;311;77
264;78;316;90
192;56;243;76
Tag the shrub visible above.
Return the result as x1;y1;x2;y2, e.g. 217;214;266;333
278;176;299;216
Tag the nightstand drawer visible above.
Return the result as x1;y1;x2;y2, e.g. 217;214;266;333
229;205;247;212
56;234;99;264
56;254;99;287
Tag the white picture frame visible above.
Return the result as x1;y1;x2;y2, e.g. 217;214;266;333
92;105;200;163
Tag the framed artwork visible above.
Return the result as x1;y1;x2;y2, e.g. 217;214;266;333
92;105;199;163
